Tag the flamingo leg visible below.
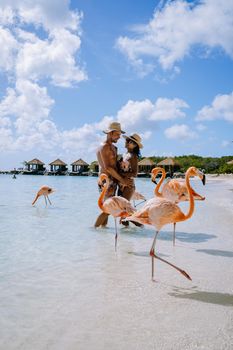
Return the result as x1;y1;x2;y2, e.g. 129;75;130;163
149;231;191;281
173;222;176;246
114;217;118;251
150;251;192;281
150;231;159;280
47;196;52;205
44;195;47;206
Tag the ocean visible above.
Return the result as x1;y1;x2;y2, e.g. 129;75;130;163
0;174;233;350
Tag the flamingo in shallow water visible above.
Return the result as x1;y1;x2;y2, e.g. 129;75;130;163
150;167;205;245
98;173;135;250
151;167;205;202
125;167;206;281
32;185;55;206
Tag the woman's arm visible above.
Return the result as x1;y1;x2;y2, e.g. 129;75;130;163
121;154;138;178
129;155;138;177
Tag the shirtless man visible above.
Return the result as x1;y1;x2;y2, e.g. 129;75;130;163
94;121;133;228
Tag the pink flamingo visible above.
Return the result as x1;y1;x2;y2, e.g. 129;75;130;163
125;167;205;281
151;167;205;202
32;185;55;206
98;174;135;250
150;167;205;245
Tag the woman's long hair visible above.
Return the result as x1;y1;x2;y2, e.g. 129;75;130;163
131;143;141;159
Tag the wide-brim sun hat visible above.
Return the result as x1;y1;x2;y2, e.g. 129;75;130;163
103;121;125;134
123;133;143;149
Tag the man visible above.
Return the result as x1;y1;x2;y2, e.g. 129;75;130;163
94;121;133;227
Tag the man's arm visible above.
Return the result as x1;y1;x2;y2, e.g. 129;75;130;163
100;144;133;186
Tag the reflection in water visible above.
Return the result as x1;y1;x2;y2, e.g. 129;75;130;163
197;249;233;258
169;287;233;306
32;207;49;218
121;227;217;244
170;231;217;243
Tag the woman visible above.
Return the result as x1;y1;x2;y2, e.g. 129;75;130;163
118;133;143;201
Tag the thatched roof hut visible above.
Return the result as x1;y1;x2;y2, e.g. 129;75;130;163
49;158;67;173
157;157;180;175
71;159;89;166
89;161;99;174
27;158;45;165
49;158;67;166
157;157;178;167
71;159;89;173
26;158;45;171
138;158;155;174
227;160;233;165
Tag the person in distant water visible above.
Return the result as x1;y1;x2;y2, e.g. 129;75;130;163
94;121;133;228
118;133;143;226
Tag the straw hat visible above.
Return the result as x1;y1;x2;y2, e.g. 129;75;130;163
103;121;125;134
123;133;143;149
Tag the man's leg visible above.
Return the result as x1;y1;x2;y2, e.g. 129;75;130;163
94;212;109;228
120;185;144;228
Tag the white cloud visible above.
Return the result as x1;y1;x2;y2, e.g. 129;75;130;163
15;28;86;87
164;124;197;140
149;98;188;121
60;124;104;161
196;123;207;131
0;6;15;25
0;116;11;127
0;1;87;86
0;1;88;155
116;97;188;133
0;0;82;31
0;79;54;134
0;91;191;159
116;0;233;75
0;127;14;151
196;92;233;122
0;26;18;71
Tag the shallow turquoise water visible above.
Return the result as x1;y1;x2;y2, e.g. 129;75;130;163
0;174;233;350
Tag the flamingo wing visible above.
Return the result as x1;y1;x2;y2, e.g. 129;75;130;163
103;196;135;217
126;206;151;226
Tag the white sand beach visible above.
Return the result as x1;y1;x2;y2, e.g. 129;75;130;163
0;174;233;350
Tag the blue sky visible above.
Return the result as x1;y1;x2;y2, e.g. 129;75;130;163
0;0;233;170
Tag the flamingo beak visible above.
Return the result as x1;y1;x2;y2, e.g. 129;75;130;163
151;177;157;184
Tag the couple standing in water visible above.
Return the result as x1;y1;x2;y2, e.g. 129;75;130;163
95;121;143;228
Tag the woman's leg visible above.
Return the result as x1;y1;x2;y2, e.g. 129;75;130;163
120;186;135;227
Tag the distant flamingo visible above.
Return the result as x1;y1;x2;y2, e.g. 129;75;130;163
125;167;206;281
98;173;135;250
32;185;55;206
151;167;205;202
150;167;205;245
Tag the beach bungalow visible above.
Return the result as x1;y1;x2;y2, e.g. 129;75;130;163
157;157;180;177
23;158;46;175
49;159;68;175
89;161;99;176
70;159;89;175
138;158;155;177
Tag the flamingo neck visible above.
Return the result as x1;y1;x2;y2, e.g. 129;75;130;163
98;175;109;211
154;168;165;198
183;169;195;220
